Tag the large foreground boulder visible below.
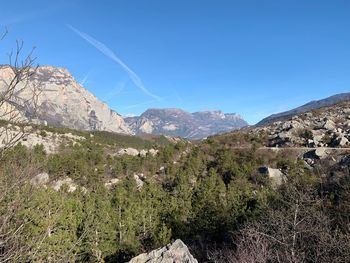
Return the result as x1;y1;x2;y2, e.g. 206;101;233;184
128;239;197;263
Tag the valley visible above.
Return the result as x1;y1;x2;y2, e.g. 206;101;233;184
1;2;350;261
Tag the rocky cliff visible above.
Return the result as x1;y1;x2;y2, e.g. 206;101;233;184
125;108;248;140
0;65;132;134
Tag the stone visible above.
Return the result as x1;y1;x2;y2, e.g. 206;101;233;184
117;148;140;156
333;135;349;147
315;148;328;159
258;167;286;187
104;178;120;189
139;149;148;157
128;239;198;263
134;174;144;189
323;119;336;131
148;149;159;156
52;177;78;192
30;172;50;186
304;148;328;160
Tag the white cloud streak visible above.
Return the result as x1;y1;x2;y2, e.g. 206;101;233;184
67;24;162;101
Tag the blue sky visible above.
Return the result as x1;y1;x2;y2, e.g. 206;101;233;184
1;0;350;124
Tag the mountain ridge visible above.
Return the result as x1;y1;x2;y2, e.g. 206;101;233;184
0;65;248;139
257;92;350;126
125;108;248;140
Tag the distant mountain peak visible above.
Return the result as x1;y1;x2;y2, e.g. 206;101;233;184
125;108;248;140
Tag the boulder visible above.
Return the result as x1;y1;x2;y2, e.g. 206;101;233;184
139;149;148;157
333;135;349;147
148;149;159;156
30;172;50;186
134;174;144;189
117;148;140;156
315;147;328;158
128;239;198;263
303;148;328;160
52;177;78;192
323;119;336;131
104;178;120;189
258;167;286;187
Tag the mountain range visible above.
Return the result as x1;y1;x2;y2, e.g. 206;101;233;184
0;65;248;139
125;108;248;140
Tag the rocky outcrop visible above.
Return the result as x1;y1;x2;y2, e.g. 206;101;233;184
30;172;50;186
115;148;159;157
0;124;85;153
0;65;132;134
125;108;248;140
128;239;197;263
252;101;350;148
258;92;350;126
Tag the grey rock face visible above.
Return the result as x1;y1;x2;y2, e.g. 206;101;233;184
128;239;198;263
125;108;248;140
0;65;132;134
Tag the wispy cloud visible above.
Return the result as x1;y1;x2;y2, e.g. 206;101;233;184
103;81;126;102
67;24;162;101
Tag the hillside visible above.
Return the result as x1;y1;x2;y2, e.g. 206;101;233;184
2;94;350;262
257;92;350;126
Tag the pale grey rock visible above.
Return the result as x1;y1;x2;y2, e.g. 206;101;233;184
148;149;159;156
0;66;132;134
333;135;349;147
259;167;286;187
134;174;144;189
117;148;140;156
323;119;336;131
52;177;78;193
105;178;120;189
139;149;148;157
30;172;50;186
0;125;85;153
128;239;197;263
315;148;328;159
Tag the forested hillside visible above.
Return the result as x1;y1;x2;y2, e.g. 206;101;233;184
2;115;350;262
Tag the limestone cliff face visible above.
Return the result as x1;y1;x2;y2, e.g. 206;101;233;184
0;65;132;134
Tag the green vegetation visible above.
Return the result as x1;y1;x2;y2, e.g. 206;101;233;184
1;130;350;262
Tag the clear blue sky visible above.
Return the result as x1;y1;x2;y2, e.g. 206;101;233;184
1;0;350;124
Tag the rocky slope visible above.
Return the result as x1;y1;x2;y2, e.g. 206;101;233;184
257;92;350;126
251;100;350;148
128;239;197;263
0;65;132;134
125;108;248;140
